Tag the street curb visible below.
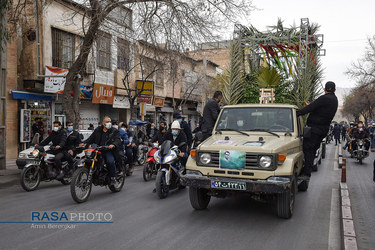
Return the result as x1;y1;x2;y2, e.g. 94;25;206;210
338;143;358;250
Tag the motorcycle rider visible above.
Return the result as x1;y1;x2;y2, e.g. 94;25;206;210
152;121;167;144
62;121;82;173
350;121;370;151
163;121;188;170
81;116;121;185
173;112;192;151
37;121;67;180
125;124;138;170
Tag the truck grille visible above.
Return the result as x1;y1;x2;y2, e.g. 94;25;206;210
198;151;264;169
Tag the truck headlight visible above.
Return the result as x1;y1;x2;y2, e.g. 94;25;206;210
200;153;211;165
259;156;272;168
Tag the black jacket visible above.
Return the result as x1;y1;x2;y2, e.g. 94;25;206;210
40;129;67;148
180;120;192;147
84;126;121;149
163;130;187;153
63;130;82;152
201;98;220;134
297;93;338;132
351;128;369;140
152;130;167;144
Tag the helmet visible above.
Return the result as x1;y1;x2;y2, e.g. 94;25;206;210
171;120;181;130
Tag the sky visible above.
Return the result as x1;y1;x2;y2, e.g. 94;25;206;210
240;0;375;89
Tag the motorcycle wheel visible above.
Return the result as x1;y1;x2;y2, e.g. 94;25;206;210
359;158;362;165
20;165;41;192
109;166;126;193
70;168;92;203
138;152;146;166
143;162;153;181
156;171;169;199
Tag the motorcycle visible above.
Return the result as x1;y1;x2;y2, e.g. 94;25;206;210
143;142;159;181
353;139;369;164
70;144;125;203
20;146;83;191
154;140;186;199
137;141;148;165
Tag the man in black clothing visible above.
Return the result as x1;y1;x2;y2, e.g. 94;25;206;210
201;91;222;140
82;116;121;185
62;121;82;171
350;121;370;151
163;121;188;158
152;121;167;145
297;81;338;180
37;121;67;180
173;112;192;150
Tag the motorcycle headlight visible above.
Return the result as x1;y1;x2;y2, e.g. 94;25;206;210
18;153;27;159
200;153;211;165
154;153;161;163
358;141;363;146
259;156;272;168
31;149;40;158
84;150;93;158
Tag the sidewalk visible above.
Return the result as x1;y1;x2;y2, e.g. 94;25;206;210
0;159;21;188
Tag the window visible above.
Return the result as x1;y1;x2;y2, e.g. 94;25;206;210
155;64;164;88
52;28;75;69
140;56;164;88
117;38;130;71
97;32;111;70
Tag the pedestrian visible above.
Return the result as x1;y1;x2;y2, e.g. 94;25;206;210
201;91;222;140
341;125;347;141
333;123;341;145
32;117;41;143
296;81;338;181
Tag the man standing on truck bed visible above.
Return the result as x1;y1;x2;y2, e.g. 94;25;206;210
201;91;222;141
297;81;338;180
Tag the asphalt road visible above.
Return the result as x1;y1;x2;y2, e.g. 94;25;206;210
0;144;342;250
344;142;375;250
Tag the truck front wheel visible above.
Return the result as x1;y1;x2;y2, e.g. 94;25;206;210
189;187;211;210
276;177;296;219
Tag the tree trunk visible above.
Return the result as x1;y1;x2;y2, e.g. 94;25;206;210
62;16;101;128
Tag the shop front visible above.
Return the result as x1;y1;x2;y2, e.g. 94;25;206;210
11;90;56;150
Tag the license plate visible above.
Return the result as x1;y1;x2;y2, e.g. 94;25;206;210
211;180;246;191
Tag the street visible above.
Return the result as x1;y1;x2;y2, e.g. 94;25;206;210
344;142;375;250
0;144;343;250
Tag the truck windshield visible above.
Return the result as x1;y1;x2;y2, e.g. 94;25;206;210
216;107;294;133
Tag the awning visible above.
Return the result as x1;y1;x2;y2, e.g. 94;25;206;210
11;90;56;102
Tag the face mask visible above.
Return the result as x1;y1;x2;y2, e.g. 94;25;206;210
237;120;244;127
358;124;363;128
53;127;59;132
177;119;182;123
105;122;112;129
172;130;179;136
113;125;118;130
67;126;73;132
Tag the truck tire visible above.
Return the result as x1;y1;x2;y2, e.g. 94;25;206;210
276;177;296;219
189;187;211;210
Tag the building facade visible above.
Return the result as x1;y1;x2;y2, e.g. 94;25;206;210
5;0;219;162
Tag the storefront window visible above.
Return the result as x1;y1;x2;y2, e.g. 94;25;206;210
27;100;52;141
